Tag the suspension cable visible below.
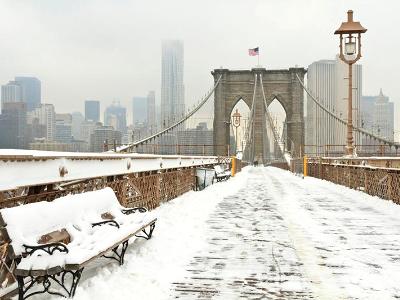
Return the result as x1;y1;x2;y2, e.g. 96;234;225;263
243;74;258;160
259;74;286;159
295;73;397;147
118;75;223;153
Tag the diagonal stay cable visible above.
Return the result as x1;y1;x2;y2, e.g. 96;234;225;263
296;73;397;147
118;75;223;153
243;74;258;159
259;74;286;160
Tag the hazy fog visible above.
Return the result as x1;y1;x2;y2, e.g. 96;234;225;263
0;0;399;126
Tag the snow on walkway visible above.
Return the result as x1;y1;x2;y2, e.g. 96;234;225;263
31;166;400;299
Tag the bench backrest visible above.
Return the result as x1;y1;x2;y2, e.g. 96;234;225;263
214;165;224;174
0;187;120;257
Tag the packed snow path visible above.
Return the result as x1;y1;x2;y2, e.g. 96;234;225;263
171;167;400;299
34;166;400;300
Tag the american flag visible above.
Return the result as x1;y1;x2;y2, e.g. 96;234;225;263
248;47;259;56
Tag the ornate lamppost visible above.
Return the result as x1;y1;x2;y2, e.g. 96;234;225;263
334;10;367;156
232;109;242;153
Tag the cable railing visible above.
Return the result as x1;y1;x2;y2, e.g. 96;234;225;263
242;74;257;162
296;73;398;148
259;74;289;164
118;75;223;153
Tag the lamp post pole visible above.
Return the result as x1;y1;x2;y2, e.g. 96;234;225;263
347;62;353;155
334;10;367;156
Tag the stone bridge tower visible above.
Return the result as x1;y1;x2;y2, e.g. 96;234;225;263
212;67;306;163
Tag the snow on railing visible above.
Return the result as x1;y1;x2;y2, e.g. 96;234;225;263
0;150;224;192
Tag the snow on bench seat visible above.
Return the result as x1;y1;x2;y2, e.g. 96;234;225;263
214;165;231;181
16;216;155;275
0;187;156;276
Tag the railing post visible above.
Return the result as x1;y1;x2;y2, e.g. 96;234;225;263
231;156;236;177
303;155;308;177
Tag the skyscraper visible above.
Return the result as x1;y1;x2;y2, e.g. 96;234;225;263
1;81;22;112
14;77;41;111
361;89;394;142
147;91;156;131
71;112;84;140
29;104;56;141
85;100;100;122
306;56;362;155
104;102;127;134
0;102;27;149
132;97;147;125
161;40;184;128
55;113;73;143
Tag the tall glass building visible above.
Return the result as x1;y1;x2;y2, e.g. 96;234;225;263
14;77;41;111
305;56;362;155
161;40;184;128
85;100;100;122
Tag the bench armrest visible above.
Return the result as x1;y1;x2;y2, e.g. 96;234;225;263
92;220;120;229
121;207;147;215
23;242;69;256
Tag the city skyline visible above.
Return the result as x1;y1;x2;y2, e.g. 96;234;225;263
0;1;399;129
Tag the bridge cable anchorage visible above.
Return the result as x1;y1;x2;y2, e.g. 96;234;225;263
295;73;398;149
117;75;223;153
259;74;292;165
243;74;258;162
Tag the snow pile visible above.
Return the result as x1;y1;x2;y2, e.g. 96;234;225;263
33;168;249;300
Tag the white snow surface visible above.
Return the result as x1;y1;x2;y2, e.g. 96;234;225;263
3;187;156;269
18;166;400;299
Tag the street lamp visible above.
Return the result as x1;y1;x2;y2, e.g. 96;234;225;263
231;109;242;153
334;10;367;156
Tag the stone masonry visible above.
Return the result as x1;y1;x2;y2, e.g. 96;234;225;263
212;68;306;163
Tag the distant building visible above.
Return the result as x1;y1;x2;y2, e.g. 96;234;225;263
178;122;213;155
147;91;156;131
306;56;362;155
80;120;101;145
29;140;70;152
132;97;147;125
158;133;178;155
161;40;185;128
104;102;127;134
29;138;88;152
26;117;47;142
29;104;56;141
85;100;100;122
90;125;122;152
0;102;27;149
14;77;41;111
1;81;22;112
71;112;84;140
361;89;394;144
55;113;73;143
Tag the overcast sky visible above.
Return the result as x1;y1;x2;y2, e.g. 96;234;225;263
0;0;399;128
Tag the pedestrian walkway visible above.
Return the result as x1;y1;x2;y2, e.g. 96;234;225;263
171;167;400;299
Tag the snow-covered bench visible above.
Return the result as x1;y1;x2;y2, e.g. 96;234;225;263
0;187;156;299
214;164;231;182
